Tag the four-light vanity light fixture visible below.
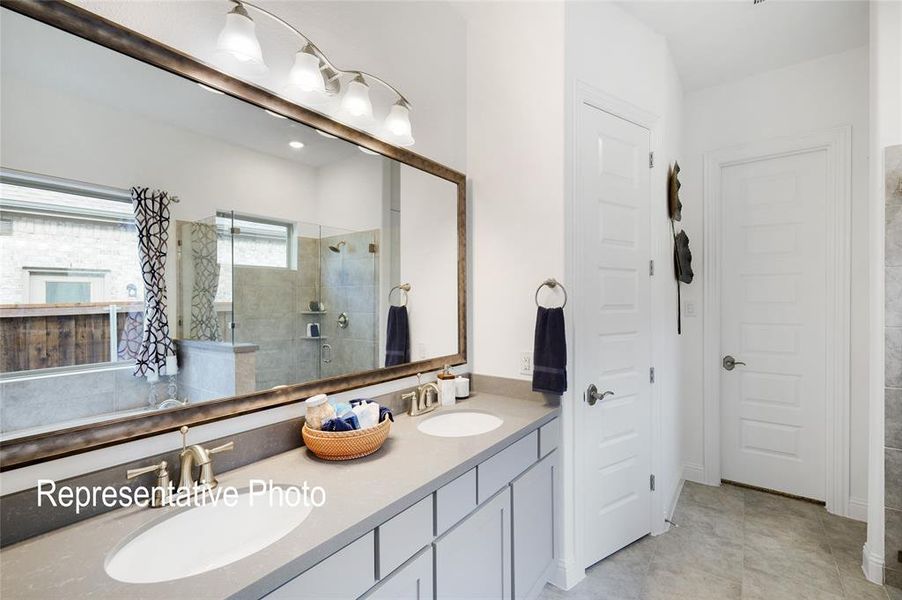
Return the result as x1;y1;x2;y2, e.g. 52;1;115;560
216;0;415;146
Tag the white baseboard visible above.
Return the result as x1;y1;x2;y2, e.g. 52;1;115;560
682;462;705;484
549;557;584;591
665;478;685;525
847;497;868;522
862;542;885;584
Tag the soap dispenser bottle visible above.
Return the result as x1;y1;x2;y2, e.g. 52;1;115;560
437;365;457;406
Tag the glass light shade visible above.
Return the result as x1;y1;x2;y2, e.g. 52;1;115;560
288;49;325;93
216;8;267;74
384;102;415;146
384;103;412;137
341;78;373;119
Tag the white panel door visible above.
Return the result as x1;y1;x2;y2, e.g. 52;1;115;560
576;103;652;567
720;150;828;501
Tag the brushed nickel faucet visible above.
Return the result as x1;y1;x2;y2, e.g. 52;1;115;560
178;426;234;492
125;426;234;508
405;373;440;417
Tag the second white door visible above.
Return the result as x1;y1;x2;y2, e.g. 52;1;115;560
719;149;828;501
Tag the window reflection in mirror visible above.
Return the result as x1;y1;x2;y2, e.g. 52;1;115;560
0;8;459;439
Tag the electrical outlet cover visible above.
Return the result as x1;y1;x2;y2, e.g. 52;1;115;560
519;352;533;375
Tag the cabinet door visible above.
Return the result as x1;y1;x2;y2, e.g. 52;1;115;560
264;532;375;599
434;487;511;600
512;451;556;600
366;546;433;600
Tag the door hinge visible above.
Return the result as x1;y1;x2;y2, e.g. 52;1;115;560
649;259;655;276
650;474;656;491
649;367;655;383
649;152;655;169
229;321;237;330
230;226;241;235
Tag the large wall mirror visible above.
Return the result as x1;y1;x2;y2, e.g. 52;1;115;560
0;2;466;468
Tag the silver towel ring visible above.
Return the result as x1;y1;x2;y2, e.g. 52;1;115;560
535;278;567;308
389;283;411;307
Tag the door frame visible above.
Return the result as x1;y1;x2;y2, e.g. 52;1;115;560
565;80;662;579
701;126;852;515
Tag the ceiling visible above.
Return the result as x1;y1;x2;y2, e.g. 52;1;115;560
619;0;869;92
1;9;362;168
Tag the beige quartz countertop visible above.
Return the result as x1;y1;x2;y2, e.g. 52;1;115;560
1;392;559;600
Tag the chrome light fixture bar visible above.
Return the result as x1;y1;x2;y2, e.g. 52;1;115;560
216;0;415;146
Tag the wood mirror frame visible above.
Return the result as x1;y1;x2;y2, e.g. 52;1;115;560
0;0;467;470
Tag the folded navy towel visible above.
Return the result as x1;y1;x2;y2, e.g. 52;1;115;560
321;412;360;432
532;307;567;395
350;398;394;423
385;305;410;366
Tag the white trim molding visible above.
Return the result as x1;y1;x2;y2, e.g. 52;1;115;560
848;496;869;523
702;126;853;516
863;542;886;584
682;462;706;484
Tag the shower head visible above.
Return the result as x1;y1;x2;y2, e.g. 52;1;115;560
328;240;346;253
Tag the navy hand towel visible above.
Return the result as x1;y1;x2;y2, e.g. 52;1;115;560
385;305;410;366
532;306;567;395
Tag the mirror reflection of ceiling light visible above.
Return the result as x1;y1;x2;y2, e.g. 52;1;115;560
358;146;379;156
215;0;414;147
315;130;338;140
264;109;287;119
289;140;305;150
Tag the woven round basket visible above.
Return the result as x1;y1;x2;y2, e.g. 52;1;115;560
301;418;392;461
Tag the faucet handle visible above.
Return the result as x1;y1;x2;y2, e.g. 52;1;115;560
127;460;172;508
127;460;168;480
207;441;234;456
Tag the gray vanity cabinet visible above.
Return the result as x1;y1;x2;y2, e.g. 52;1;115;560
512;451;557;600
365;547;433;599
434;487;512;599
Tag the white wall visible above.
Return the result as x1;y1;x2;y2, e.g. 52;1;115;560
466;2;566;380
680;47;871;513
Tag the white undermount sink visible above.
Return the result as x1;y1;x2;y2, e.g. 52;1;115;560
417;410;503;438
105;484;311;583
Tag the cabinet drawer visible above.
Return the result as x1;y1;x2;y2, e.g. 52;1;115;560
377;495;433;578
365;546;433;600
477;431;538;504
266;531;375;599
539;418;560;458
435;468;477;536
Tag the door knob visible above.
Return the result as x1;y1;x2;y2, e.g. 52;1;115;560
586;384;614;406
722;355;746;371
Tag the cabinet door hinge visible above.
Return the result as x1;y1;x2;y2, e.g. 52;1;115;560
649;259;655;276
650;474;656;491
649;152;655;169
649;367;655;383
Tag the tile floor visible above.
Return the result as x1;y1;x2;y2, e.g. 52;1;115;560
541;481;900;600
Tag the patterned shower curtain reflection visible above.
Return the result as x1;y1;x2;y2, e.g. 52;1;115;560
128;186;175;377
189;221;222;341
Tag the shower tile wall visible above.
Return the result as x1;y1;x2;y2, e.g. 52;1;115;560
233;264;299;391
320;230;378;379
886;144;902;590
297;236;322;384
